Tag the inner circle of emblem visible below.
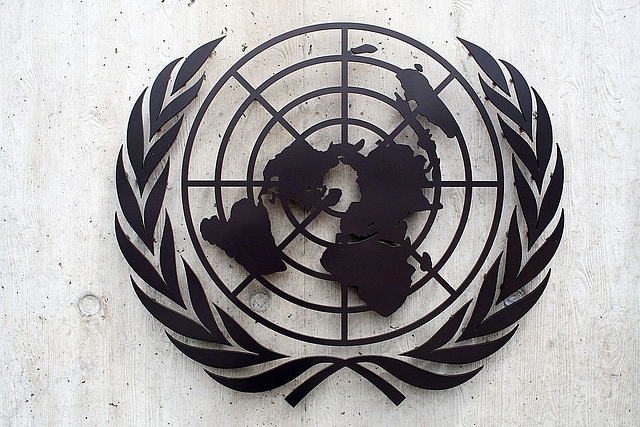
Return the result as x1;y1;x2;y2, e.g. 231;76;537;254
182;23;504;345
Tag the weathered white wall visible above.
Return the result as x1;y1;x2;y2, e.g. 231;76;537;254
1;0;638;425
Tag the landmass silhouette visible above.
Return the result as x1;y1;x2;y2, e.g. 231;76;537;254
201;64;451;316
319;139;441;316
201;198;286;276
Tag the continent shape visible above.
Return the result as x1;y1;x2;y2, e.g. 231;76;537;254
200;65;451;317
200;198;286;277
320;140;438;316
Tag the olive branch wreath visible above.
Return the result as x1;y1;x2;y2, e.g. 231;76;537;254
115;37;563;407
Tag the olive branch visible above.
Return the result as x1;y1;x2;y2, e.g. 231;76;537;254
115;37;286;379
400;40;564;366
115;38;564;407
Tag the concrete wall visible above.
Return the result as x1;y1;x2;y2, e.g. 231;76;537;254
1;0;638;425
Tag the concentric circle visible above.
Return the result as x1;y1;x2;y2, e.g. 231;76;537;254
182;23;503;345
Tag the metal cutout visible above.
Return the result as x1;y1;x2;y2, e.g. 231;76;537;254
116;23;564;406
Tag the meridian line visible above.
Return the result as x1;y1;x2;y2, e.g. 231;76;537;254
278;206;324;248
438;180;498;188
388;73;456;141
341;283;348;342
388;106;427;142
341;27;349;145
232;275;254;297
432;272;456;295
233;71;302;140
340;26;350;341
410;251;456;295
231;207;324;297
434;73;455;94
187;179;266;187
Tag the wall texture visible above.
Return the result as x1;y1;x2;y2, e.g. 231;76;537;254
1;0;638;426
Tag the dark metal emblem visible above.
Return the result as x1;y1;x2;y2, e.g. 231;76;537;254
116;23;564;406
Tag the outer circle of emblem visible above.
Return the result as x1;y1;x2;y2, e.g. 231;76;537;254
116;22;564;406
182;23;504;345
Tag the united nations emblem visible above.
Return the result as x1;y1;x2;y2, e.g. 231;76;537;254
116;23;564;406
